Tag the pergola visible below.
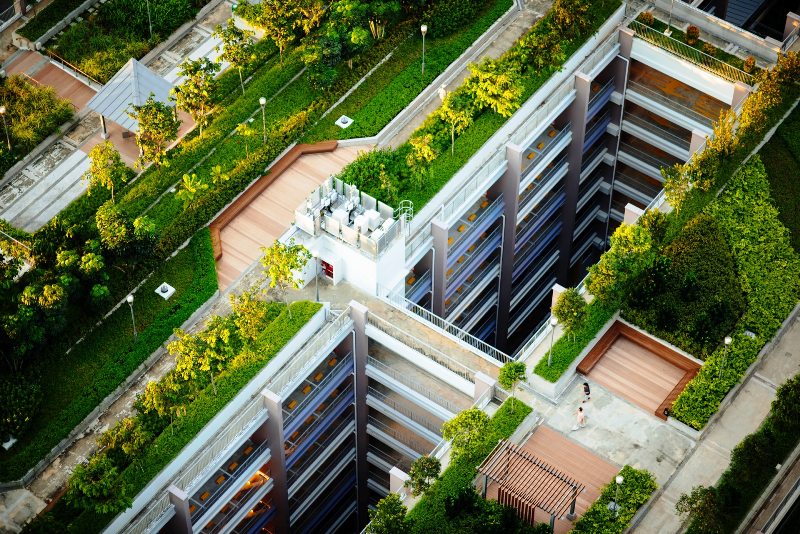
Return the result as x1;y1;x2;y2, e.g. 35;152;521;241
86;58;173;138
476;439;585;530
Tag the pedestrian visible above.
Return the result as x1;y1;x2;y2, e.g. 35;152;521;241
583;382;591;403
572;406;586;431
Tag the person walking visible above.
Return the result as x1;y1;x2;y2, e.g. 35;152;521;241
583;382;591;403
572;406;586;431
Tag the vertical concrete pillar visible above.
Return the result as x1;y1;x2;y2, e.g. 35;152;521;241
618;28;634;59
473;372;497;404
556;72;592;284
495;143;524;350
165;485;192;534
623;203;644;224
349;301;370;529
689;129;708;156
389;467;410;494
550;283;566;310
783;12;800;42
261;389;289;533
430;219;448;316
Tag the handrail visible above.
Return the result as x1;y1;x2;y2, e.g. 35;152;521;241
368;444;411;472
623;112;691;150
367;356;459;413
366;312;477;381
283;353;352;428
626;79;715;128
440;151;507;224
618;141;673;172
629;21;753;85
447;194;504;257
127;493;172;534
368;416;430;453
44;49;103;87
368;386;441;435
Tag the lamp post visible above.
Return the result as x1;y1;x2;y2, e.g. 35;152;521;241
145;0;153;39
607;475;624;517
547;316;558;367
126;294;137;340
719;335;732;379
665;0;675;36
420;25;427;75
311;250;319;302
0;106;10;152
259;97;267;144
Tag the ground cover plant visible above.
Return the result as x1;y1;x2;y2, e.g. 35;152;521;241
678;373;800;533
47;0;212;83
407;399;541;533
0;230;218;481
26;299;321;532
572;465;657;533
17;0;87;42
0;75;73;176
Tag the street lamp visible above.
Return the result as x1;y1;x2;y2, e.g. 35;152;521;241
311;250;319;302
665;0;675;36
145;0;153;39
259;97;267;144
547;316;558;367
0;106;11;152
126;294;138;340
607;475;624;517
420;25;428;75
719;335;733;379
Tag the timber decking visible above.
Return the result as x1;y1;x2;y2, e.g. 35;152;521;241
485;425;617;534
213;143;366;289
577;321;701;419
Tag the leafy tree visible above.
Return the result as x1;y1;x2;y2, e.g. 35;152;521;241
131;215;158;261
407;455;440;496
89;284;111;308
295;0;326;35
231;289;270;343
98;417;151;467
246;0;299;64
236;122;257;156
259;239;311;316
140;373;187;428
464;58;522;118
95;201;132;253
367;0;401;39
553;287;587;341
498;361;526;412
82;141;129;202
213;20;255;95
437;94;472;155
65;454;131;514
586;222;656;304
551;0;591;38
172;58;220;136
676;486;724;534
127;94;181;168
176;173;209;209
406;133;436;186
367;493;412;534
441;408;489;458
304;30;342;89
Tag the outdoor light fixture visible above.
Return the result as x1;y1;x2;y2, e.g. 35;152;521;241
0;105;10;151
126;294;137;340
547;316;558;367
607;475;624;517
259;97;267;144
665;0;675;36
421;25;428;75
719;335;733;378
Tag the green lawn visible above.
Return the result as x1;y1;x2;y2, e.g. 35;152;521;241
0;230;218;481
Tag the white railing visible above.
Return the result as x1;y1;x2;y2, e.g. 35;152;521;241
440;150;507;224
367;356;459;413
266;308;352;397
368;416;430;453
368;386;441;435
581;34;620;77
380;285;512;364
173;395;267;491
511;82;576;149
127;493;172;534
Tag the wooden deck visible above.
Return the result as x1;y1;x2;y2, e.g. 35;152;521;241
215;144;366;289
485;425;618;533
577;321;701;419
5;51;96;112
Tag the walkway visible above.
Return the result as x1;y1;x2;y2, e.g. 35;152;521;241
215;145;367;289
633;311;800;533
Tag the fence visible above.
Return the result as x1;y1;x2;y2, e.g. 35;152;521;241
127;493;173;534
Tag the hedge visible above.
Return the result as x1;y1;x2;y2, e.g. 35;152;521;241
670;158;800;429
0;229;218;481
571;465;657;533
533;299;617;382
302;0;513;143
408;399;534;533
27;300;322;533
17;0;87;42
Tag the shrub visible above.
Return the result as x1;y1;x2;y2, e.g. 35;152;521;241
572;465;657;533
408;456;442;496
553;287;587;341
17;0;87;41
702;42;717;57
0;376;42;439
638;11;655;26
368;493;413;533
686;25;700;45
743;55;756;73
441;408;489;459
422;0;482;38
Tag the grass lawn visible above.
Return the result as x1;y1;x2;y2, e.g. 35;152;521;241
759;105;800;251
0;230;218;481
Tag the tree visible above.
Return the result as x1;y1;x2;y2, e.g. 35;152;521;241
127;94;181;168
95;201;132;254
248;0;299;64
675;486;724;534
407;456;440;496
175;173;209;209
406;133;436;186
437;94;472;155
169;315;239;396
260;239;311;316
236;122;257;156
209;164;230;185
553;287;587;341
464;58;522;118
498;361;526;412
586;222;656;303
367;493;412;534
295;0;326;35
82;141;129;202
213;20;255;95
65;454;131;514
367;1;401;40
231;289;270;343
172;58;220;136
441;408;489;458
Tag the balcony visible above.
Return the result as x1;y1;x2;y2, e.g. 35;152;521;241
445;252;500;313
622;104;691;159
368;443;412;473
521;122;572;180
367;386;442;442
452;286;498;334
404;269;432;305
512;219;562;282
516;186;565;250
518;156;568;223
367;415;433;458
509;276;557;335
511;246;559;310
580;144;609;182
617;137;681;180
287;417;355;489
445;226;502;297
587;78;616;121
289;448;356;525
583;111;612;153
614;166;663;203
200;465;273;534
229;496;275;534
283;353;352;431
519;153;568;206
447;194;504;262
576;170;607;213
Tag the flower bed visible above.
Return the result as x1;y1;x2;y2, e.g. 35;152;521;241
572;465;657;533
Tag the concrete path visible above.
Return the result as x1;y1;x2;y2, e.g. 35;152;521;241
633;312;800;533
386;0;553;148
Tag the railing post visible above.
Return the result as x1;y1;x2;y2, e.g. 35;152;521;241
166;485;192;534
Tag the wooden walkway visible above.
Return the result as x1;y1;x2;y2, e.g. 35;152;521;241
5;51;96;112
497;425;617;534
215;145;366;289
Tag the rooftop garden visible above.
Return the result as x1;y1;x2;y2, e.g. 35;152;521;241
335;0;623;210
25;297;322;532
16;0;87;43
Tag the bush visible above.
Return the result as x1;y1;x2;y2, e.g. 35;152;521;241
422;0;482;38
17;0;87;41
572;466;657;534
637;11;654;26
743;56;756;73
0;375;42;440
702;42;717;57
686;25;700;45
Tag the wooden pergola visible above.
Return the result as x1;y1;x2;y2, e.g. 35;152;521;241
476;439;585;530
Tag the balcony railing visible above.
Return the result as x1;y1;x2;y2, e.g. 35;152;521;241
283;354;352;428
626;79;716;128
623;112;691;151
440;151;507;224
447;194;504;261
618;141;673;174
367;386;442;435
368;443;412;472
629;21;753;85
367;356;460;413
521;122;571;178
446;226;502;290
368;416;431;454
127;494;172;534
